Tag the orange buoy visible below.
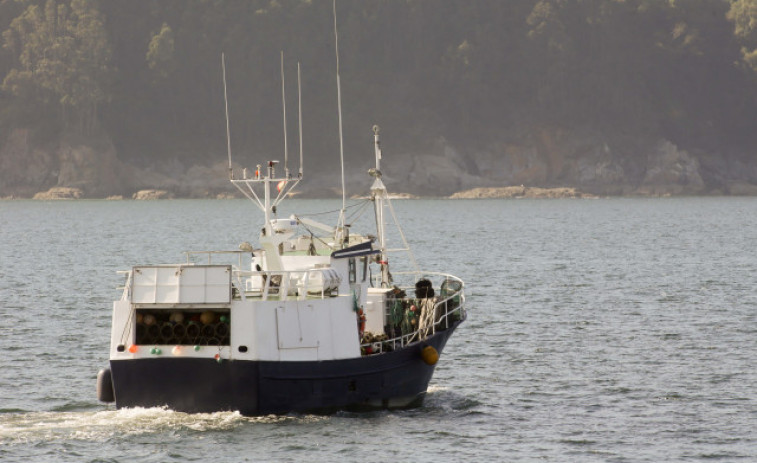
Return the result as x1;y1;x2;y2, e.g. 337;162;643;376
200;311;217;325
421;345;439;365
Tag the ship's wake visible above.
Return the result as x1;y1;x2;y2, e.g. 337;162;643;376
0;407;322;444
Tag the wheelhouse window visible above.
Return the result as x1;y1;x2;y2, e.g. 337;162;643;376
349;258;357;283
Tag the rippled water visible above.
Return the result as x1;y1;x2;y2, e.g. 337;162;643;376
0;198;755;462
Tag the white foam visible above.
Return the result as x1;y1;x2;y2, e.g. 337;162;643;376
0;407;322;444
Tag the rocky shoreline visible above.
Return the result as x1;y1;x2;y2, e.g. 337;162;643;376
4;128;757;200
7;184;757;201
449;186;597;199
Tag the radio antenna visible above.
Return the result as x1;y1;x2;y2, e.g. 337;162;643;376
297;62;303;177
281;51;289;178
333;0;346;229
222;52;233;178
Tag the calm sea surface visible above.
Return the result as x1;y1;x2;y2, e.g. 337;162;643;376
0;197;755;462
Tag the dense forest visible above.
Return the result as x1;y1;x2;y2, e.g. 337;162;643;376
3;0;757;197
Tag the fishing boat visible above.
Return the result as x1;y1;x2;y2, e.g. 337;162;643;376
96;8;466;415
97;123;466;415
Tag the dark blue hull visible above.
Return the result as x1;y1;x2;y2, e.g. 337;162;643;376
110;321;460;416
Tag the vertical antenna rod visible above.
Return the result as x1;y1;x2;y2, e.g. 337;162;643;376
281;51;289;178
333;0;347;228
297;62;304;177
222;53;233;178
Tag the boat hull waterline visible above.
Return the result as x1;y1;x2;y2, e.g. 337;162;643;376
110;321;460;415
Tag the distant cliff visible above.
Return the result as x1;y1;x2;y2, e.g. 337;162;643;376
0;128;236;199
376;128;757;198
4;126;757;199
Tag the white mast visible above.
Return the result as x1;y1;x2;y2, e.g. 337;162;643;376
370;126;419;286
226;54;301;221
370;126;389;286
222;53;233;179
298;62;303;178
281;51;289;178
333;0;347;238
263;161;277;236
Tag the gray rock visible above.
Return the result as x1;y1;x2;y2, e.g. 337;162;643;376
132;189;174;200
636;140;705;195
32;187;83;200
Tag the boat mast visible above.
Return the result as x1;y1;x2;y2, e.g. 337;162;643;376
263;161;277;236
222;53;233;179
370;125;390;286
281;51;290;178
298;62;303;178
370;126;419;284
333;0;347;241
225;54;301;221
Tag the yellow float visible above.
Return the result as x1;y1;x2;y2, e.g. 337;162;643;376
421;345;438;365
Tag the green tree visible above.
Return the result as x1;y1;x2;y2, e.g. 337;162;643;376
728;0;757;70
146;22;176;81
2;0;112;135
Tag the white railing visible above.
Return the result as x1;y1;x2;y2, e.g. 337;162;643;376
184;250;342;301
360;272;466;355
119;252;342;302
118;270;132;301
184;250;247;267
233;268;342;301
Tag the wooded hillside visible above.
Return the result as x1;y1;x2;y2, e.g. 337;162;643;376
3;0;757;197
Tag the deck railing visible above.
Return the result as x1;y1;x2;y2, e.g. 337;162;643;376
232;268;341;301
118;260;465;355
360;272;466;355
119;262;342;303
184;250;342;301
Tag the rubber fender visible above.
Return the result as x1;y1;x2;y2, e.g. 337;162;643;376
421;345;439;366
97;368;115;403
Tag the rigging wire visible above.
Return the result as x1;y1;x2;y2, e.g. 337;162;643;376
345;199;372;224
291;199;371;248
294;220;336;250
295;199;371;218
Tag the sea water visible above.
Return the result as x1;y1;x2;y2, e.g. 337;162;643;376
0;197;755;462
